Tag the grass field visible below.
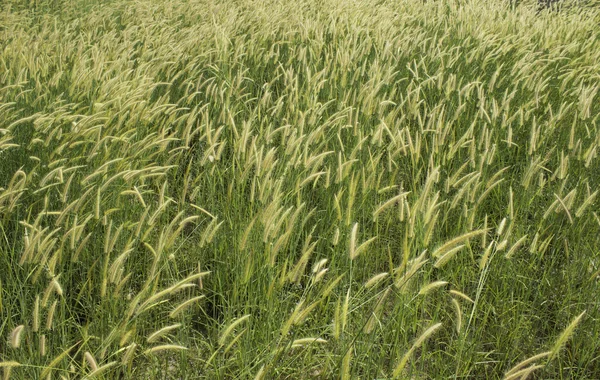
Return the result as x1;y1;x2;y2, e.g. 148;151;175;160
1;0;600;378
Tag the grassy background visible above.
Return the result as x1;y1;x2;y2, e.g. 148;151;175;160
1;0;600;378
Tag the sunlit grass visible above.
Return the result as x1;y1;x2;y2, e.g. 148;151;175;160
1;0;599;378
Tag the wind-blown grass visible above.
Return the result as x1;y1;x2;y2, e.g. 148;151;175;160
1;0;599;378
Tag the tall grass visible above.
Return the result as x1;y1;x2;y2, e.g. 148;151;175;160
1;0;599;378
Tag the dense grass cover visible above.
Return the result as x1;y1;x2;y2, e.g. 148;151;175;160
1;0;600;378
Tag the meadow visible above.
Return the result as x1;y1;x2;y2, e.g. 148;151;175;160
1;0;600;378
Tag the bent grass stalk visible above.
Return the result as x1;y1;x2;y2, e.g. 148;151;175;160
393;322;443;378
549;310;586;361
